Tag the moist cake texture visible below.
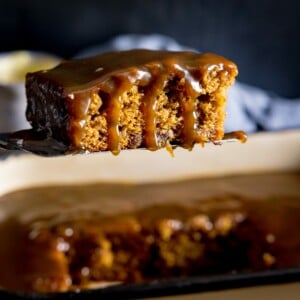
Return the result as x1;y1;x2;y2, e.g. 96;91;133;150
25;50;238;154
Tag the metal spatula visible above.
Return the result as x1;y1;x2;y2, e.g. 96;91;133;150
0;130;246;157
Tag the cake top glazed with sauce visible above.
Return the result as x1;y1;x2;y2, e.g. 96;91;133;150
25;50;240;155
35;50;237;94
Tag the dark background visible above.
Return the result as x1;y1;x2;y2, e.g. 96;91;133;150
1;0;300;97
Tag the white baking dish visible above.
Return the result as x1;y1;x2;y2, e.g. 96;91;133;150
0;129;299;299
0;129;299;196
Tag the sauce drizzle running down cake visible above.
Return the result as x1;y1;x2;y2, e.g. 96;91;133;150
25;50;239;154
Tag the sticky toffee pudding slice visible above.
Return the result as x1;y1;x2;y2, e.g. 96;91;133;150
26;50;238;154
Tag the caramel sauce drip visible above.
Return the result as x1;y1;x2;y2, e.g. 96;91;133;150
67;92;93;147
181;98;197;149
142;71;168;150
171;66;202;150
106;77;131;155
223;131;248;143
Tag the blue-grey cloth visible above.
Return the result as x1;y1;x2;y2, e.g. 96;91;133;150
77;34;300;133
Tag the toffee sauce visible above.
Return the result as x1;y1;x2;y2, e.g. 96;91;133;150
28;50;238;154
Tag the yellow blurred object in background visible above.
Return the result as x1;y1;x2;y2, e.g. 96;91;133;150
0;51;60;131
0;51;60;84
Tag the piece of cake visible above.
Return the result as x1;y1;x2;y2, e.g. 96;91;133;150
17;200;277;293
25;50;238;154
